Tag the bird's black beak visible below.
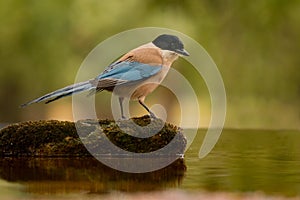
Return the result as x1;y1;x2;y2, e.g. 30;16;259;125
175;48;190;56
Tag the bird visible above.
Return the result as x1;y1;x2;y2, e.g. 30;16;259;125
21;34;190;119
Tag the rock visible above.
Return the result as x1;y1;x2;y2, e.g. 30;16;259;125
0;116;186;157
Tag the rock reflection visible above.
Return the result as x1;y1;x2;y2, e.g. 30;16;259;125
0;157;186;194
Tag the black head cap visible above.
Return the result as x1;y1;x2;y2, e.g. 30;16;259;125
152;34;189;56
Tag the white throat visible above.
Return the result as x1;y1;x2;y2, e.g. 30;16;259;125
160;49;179;63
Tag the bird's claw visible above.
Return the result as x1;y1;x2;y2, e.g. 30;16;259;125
121;116;127;120
149;112;157;119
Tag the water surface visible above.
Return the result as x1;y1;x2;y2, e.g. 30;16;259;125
0;129;300;199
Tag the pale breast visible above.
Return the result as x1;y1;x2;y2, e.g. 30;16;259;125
130;65;170;100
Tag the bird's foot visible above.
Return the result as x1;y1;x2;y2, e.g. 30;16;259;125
116;114;128;121
120;115;128;120
149;112;157;119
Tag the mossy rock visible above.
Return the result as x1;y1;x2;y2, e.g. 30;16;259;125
0;116;186;157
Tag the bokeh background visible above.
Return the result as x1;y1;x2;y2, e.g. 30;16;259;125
0;0;299;129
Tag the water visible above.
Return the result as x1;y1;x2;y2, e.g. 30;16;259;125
0;129;300;199
183;129;300;196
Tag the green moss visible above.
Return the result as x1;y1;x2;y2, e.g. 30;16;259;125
0;116;186;157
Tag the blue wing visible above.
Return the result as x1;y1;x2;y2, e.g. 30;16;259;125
95;61;162;88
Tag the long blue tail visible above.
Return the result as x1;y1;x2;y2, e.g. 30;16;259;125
21;80;95;107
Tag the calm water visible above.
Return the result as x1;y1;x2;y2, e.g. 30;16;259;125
1;129;300;199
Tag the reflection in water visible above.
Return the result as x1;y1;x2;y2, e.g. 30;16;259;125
183;129;300;197
1;129;300;199
0;157;186;194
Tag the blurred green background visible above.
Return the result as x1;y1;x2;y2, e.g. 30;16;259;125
0;0;299;129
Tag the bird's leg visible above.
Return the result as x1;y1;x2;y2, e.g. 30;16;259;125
138;99;156;119
118;97;126;119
